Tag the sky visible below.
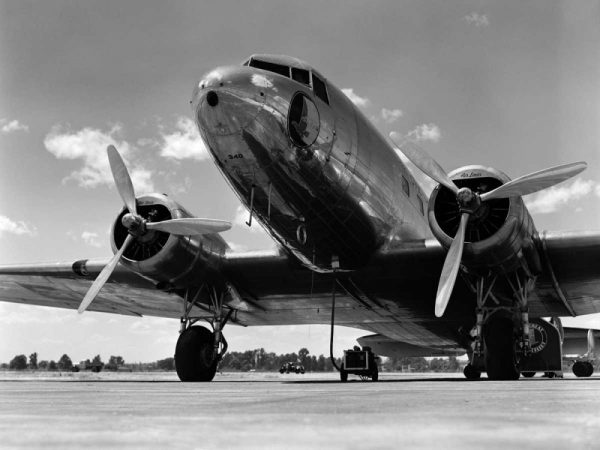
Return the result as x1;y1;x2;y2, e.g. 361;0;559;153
1;0;599;364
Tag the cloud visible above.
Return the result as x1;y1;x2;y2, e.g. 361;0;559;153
464;12;489;28
0;304;64;324
524;178;597;214
227;242;249;252
43;124;154;193
159;116;210;161
233;205;268;234
136;137;159;148
129;318;172;336
407;123;441;143
81;231;102;248
0;215;37;237
0;118;29;134
341;88;370;107
380;108;403;124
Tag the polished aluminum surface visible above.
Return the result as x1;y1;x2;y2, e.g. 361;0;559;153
193;59;430;272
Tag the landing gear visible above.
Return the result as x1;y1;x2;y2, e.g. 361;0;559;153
543;371;558;378
484;316;520;380
175;285;231;382
468;270;539;380
521;371;536;378
463;363;481;380
175;326;218;381
572;361;594;378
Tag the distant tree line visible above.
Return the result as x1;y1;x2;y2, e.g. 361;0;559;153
1;353;125;372
3;351;598;373
384;356;463;372
2;350;464;373
218;347;339;372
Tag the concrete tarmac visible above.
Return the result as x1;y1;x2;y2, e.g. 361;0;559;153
1;372;599;449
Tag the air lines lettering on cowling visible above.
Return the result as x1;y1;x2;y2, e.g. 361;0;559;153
460;171;482;178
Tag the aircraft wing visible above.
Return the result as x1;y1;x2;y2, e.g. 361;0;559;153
1;230;600;352
0;260;188;318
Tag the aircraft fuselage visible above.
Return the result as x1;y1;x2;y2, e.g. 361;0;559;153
192;54;430;271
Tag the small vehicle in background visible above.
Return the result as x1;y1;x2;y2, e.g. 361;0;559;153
279;362;305;374
340;346;379;381
71;361;103;373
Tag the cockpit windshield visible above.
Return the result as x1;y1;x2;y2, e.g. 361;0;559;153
248;59;290;78
246;57;329;104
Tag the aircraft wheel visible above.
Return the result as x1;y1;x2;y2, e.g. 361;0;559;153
371;366;379;382
521;371;536;378
484;317;520;380
175;326;218;382
340;365;348;382
573;361;594;378
463;364;481;380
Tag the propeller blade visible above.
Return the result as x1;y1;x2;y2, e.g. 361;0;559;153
78;233;134;314
435;213;469;318
480;161;587;202
145;218;232;235
107;145;137;215
389;132;459;195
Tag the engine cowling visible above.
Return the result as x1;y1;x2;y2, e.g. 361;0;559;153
110;193;226;288
428;165;540;275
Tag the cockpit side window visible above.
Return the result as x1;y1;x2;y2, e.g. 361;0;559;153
249;59;290;78
291;68;310;86
312;74;329;104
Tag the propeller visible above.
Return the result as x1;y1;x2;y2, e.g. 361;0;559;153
389;132;586;317
78;145;232;313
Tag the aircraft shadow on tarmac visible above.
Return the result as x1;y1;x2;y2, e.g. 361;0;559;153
283;376;600;384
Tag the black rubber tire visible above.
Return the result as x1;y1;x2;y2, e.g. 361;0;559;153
572;362;584;377
340;364;348;382
573;361;594;378
521;371;536;378
371;367;379;382
463;364;481;380
175;326;218;382
484;317;520;380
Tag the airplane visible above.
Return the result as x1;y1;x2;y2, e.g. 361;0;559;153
1;54;599;382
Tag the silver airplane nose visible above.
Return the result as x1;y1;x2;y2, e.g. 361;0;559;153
194;66;266;137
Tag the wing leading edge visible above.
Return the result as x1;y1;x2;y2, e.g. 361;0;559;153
1;230;600;353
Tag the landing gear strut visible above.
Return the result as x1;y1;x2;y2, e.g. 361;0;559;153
468;270;537;380
175;286;231;382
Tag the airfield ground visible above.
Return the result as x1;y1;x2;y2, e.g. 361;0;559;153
1;371;599;449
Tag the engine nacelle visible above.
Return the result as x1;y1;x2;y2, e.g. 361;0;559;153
428;165;540;275
110;193;227;289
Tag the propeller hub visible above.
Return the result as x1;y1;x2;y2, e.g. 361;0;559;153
121;213;146;236
457;187;481;214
